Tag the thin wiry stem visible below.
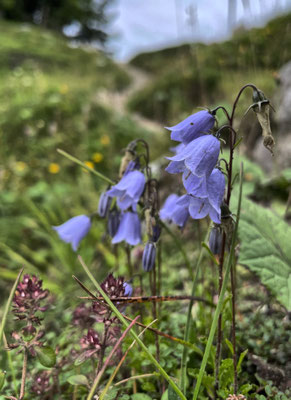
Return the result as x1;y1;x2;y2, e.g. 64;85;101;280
19;349;28;400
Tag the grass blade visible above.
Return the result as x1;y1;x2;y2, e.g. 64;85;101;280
0;268;24;344
77;256;186;400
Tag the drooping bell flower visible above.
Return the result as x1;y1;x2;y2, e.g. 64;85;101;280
107;209;121;238
98;191;112;218
160;194;190;228
177;168;225;224
165;110;215;145
106;169;146;211
123;282;133;297
209;226;223;255
142;241;156;272
52;215;91;251
112;211;141;246
166;135;220;178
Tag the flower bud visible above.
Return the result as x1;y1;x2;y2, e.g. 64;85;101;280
142;241;156;272
152;224;161;242
209;226;223;255
98;191;112;218
107;209;121;238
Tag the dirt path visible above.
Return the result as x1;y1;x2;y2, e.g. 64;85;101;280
95;64;162;133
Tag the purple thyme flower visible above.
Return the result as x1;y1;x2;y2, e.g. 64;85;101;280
160;194;190;228
166;134;220;178
165;110;215;145
106;170;146;211
177;168;225;223
112;211;141;246
52;215;91;251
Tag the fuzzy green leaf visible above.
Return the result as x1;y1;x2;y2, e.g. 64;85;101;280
237;197;291;310
67;374;89;386
36;346;56;368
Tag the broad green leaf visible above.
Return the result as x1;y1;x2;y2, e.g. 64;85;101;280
236;196;291;310
67;374;89;386
237;349;248;371
36;346;56;368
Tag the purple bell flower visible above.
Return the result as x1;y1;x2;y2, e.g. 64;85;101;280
166;135;220;178
209;226;223;255
160;194;190;228
112;211;142;246
177;168;225;224
165;110;215;145
106;170;146;211
142;241;156;272
107;209;121;238
52;215;91;251
98;191;112;218
123;282;133;297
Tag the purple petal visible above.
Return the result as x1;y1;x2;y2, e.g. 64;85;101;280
182;171;208;197
184;135;220;177
112;211;141;246
166;111;215;144
207;169;225;213
160;194;179;221
165;160;185;174
188;197;210;220
53;215;91;251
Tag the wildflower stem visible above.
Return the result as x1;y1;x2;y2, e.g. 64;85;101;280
77;256;187;400
19;348;28;400
192;164;243;400
180;227;210;394
86;316;139;400
230;264;238;393
57;148;114;185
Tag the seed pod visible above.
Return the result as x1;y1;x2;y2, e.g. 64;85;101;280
209;226;223;255
142;241;156;272
98;192;112;218
107;209;121;238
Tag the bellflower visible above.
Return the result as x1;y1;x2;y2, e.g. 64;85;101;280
177;168;225;223
106;170;146;211
160;194;190;228
142;241;156;272
112;211;141;246
166;110;215;144
123;282;133;297
166;134;220;178
53;215;91;251
98;191;112;218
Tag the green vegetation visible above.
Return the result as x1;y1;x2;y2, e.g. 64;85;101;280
127;13;291;123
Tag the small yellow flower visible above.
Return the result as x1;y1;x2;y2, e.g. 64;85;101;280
84;161;94;169
92;152;103;163
100;135;110;146
48;163;60;174
15;161;27;172
59;84;69;94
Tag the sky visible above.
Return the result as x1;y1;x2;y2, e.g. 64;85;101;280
107;0;291;61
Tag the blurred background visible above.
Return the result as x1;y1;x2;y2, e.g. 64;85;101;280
1;0;291;295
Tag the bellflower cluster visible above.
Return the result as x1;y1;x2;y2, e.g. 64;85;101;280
165;110;226;223
103;162;145;246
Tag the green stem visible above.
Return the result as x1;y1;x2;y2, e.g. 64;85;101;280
180;227;210;394
0;268;24;344
3;333;17;396
192;164;243;400
77;256;186;400
57;149;114;185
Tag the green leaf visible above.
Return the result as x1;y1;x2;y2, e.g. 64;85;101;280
67;374;89;386
237;349;248;372
36;346;56;368
225;338;234;355
131;394;152;400
168;384;181;400
236;196;291;310
0;370;6;391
